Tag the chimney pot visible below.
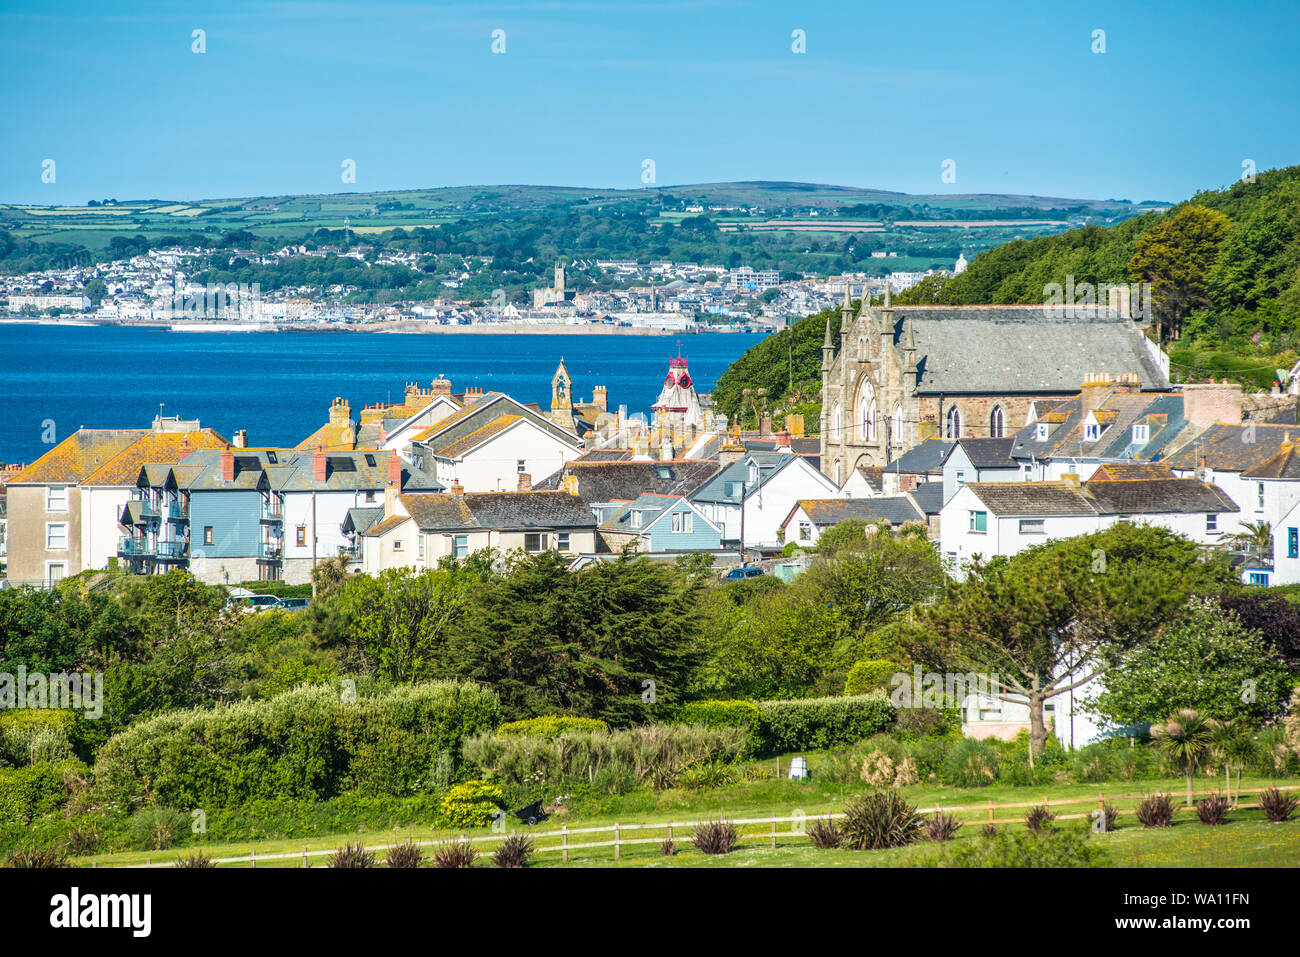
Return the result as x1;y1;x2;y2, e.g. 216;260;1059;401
451;479;464;496
220;446;235;481
517;472;532;492
313;446;328;482
388;452;403;490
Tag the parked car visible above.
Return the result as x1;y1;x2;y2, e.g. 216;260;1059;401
226;594;282;613
276;597;311;611
722;567;766;581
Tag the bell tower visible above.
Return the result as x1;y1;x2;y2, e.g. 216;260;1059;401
550;358;576;432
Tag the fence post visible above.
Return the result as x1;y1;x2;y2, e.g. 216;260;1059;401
561;826;568;864
614;823;620;861
667;823;673;846
303;847;308;868
987;802;993;825
770;814;777;849
250;848;256;869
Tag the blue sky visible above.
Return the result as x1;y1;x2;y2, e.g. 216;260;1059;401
2;0;1297;205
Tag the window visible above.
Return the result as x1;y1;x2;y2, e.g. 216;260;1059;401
364;491;376;503
798;521;812;542
1249;571;1270;587
968;510;987;533
945;406;961;438
1019;519;1045;535
557;532;571;551
453;534;469;558
1084;423;1100;441
725;481;743;499
683;512;693;533
1132;423;1149;443
517;459;526;473
955;470;966;488
364;454;376;467
46;562;66;586
1035;423;1049;441
989;406;1005;438
1206;514;1218;533
46;523;68;549
1257;482;1265;510
1289;527;1298;559
203;526;214;546
524;532;547;552
672;512;682;533
296;526;307;547
266;451;278;464
630;510;642;529
46;486;68;511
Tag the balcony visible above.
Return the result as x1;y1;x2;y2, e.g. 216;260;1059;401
117;536;154;557
167;501;189;522
260;502;283;524
155;541;188;562
257;541;283;560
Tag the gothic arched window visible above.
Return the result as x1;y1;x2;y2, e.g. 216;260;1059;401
989;405;1005;438
893;405;903;443
831;402;841;439
946;405;962;438
857;380;876;442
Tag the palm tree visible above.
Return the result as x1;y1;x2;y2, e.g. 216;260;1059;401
1210;717;1255;805
1228;521;1273;560
1152;709;1218;806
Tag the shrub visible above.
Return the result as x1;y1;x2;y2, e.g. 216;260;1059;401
432;840;476;868
1259;786;1297;823
93;681;501;809
691;818;739;855
925;811;961;842
64;823;101;856
0;761;82;825
660;837;675;856
757;693;894;752
930;828;1110;868
942;739;1000;788
327;843;375;868
1136;793;1175;828
1024;805;1055;834
384;841;424;868
841;790;923;850
1196;793;1230;825
980;822;997;838
675;700;767;741
4;847;70;868
174;851;215;868
129;807;191;851
675;759;735;790
441;780;503;829
1093;802;1120;833
462;724;750;792
492;834;534;868
807;817;842;849
844;660;901;696
496;716;609;737
0;710;82;766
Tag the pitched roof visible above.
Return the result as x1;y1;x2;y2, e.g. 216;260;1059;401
598;493;703;533
10;430;149;485
964;481;1097;515
952;437;1017;469
1091;462;1175;481
463;491;596;530
399;493;477;531
1163;422;1298;472
888;438;954;476
1012;391;1190;463
795;496;923;527
425;414;523;458
1083;478;1239;515
885;305;1170;393
82;430;228;487
1241;441;1300;479
691;453;811;503
412;395;579;459
534;459;720;503
907;481;945;515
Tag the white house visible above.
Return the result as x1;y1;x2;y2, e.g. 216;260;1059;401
690;452;839;548
940;437;1020;505
779;495;925;548
939;475;1240;573
408;394;583;493
1240;440;1300;586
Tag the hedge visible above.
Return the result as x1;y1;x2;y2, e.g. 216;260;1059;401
0;760;86;825
496;716;609;737
844;660;902;697
757;693;895;752
676;700;767;740
0;709;83;766
93;681;500;809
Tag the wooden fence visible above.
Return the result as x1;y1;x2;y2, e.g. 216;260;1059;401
112;782;1291;868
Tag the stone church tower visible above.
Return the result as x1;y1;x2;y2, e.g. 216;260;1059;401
550;358;577;432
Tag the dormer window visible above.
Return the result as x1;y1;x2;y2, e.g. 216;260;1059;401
1035;423;1049;441
1085;423;1101;442
748;463;759;484
1132;423;1149;444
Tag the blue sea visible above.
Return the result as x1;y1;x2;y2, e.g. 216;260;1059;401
0;325;764;464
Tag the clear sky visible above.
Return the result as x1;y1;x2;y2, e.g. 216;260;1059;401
2;0;1297;205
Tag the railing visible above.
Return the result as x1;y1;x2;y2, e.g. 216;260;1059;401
257;541;283;559
117;536;154;556
167;502;189;521
261;503;283;523
102;783;1286;869
155;541;187;560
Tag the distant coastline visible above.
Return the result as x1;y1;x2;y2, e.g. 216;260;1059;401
0;317;721;336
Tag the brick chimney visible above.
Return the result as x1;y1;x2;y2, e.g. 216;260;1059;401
592;385;608;412
232;429;248;449
516;472;532;492
178;434;192;459
562;473;579;496
775;428;792;450
388;452;403;490
760;412;773;437
1079;372;1113;418
329;397;351;427
450;479;464;496
430;376;452;398
1182;379;1244;429
220;445;235;481
313;445;327;482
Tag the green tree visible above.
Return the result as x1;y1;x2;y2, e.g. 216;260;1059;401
1128;204;1230;342
1151;709;1217;806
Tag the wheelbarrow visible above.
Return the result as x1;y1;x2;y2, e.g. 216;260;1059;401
513;800;548;826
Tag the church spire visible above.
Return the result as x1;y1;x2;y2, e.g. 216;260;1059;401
821;316;834;371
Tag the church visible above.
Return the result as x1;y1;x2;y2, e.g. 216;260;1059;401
819;288;1171;485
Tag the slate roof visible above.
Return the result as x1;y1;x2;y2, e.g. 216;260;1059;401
9;429;148;485
598;493;702;533
884;305;1170;393
412;395;579;459
1163;422;1298;472
1084;478;1239;515
952;437;1017;469
1091;462;1174;481
963;481;1097;515
691;453;808;504
534;459;720;503
907;482;945;515
425;414;523;458
343;506;385;536
1242;442;1300;479
888;438;954;476
463;491;597;530
81;430;228;487
1011;392;1191;463
795;496;923;527
852;466;885;493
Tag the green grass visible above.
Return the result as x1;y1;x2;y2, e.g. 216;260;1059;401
77;770;1298;869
